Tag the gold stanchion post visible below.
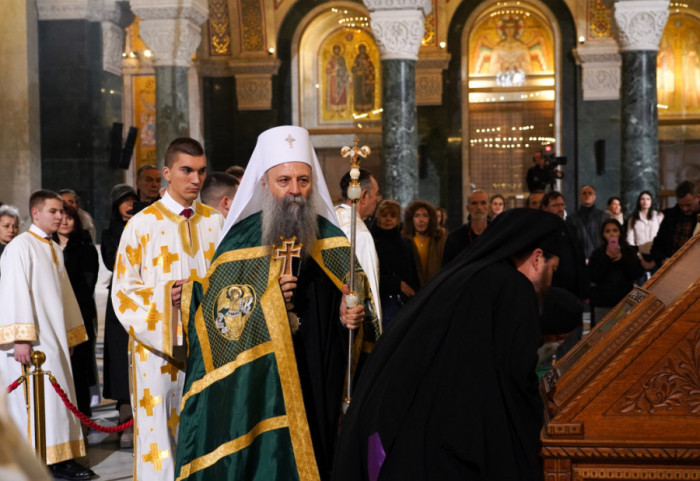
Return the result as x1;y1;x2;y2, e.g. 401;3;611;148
30;350;47;462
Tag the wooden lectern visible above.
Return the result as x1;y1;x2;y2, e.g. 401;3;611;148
541;232;700;480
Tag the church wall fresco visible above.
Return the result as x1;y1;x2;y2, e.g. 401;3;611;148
209;0;233;55
239;0;266;52
588;0;612;39
133;76;157;170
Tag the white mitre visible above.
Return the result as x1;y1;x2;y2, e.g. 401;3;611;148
219;125;339;244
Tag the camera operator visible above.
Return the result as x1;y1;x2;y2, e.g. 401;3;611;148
526;149;563;193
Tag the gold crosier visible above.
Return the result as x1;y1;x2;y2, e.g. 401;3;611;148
340;136;371;412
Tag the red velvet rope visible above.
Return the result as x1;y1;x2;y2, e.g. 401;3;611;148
49;378;134;433
6;378;22;393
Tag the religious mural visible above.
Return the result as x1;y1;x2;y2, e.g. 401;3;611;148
320;29;381;123
469;9;554;85
657;12;700;115
133;76;157;169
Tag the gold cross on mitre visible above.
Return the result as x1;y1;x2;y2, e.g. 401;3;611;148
285;133;296;148
275;237;302;277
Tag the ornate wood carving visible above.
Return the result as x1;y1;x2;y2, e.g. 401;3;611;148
618;326;700;415
573;467;700;480
541;446;700;461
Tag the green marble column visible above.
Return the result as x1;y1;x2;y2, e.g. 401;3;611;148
382;60;418;206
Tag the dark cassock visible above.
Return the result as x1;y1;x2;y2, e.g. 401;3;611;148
175;126;380;481
333;208;566;481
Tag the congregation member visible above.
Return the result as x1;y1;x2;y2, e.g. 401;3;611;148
442;189;488;265
605;196;623;224
135;163;162;204
225;164;245;183
336;168;382;324
175;126;379;481
111;138;223;480
650;180;700;266
588;219;644;322
0;204;20;257
333;209;566;481
371;199;419;329
489;193;505;219
540;191;588;353
59;188;97;243
567;185;607;260
200;171;239;218
526;150;550;192
527;190;545;209
56;204;99;420
436;207;448;233
404;200;446;284
0;190;92;480
626;190;663;280
100;184;138;448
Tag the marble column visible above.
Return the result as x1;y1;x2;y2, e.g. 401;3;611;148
0;0;41;220
365;1;431;206
613;0;669;213
130;1;208;169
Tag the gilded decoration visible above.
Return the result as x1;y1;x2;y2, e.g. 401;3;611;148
588;0;612;39
421;0;437;46
239;0;265;52
320;29;382;123
469;9;554;77
133;75;157;169
209;0;231;55
657;12;700;115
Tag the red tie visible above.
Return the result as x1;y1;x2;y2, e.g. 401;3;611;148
181;208;193;219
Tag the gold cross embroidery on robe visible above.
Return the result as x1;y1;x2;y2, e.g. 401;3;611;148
145;303;163;331
116;254;127;279
134;342;149;362
126;243;142;267
160;362;180;382
135;287;153;304
204;242;216;261
117;290;139;314
275;238;302;276
153;245;179;274
142;443;170;471
142;205;164;221
139;388;162;416
167;408;180;436
189;268;204;284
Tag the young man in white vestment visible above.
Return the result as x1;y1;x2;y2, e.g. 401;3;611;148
111;137;223;481
0;190;92;480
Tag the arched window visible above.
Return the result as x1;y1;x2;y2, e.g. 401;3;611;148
462;1;559;203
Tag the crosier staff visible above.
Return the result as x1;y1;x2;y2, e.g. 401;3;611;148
340;136;371;413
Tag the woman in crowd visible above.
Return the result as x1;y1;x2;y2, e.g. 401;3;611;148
101;184;138;449
370;200;419;330
626;190;664;279
56;204;99;418
403;200;446;287
0;205;20;257
606;196;623;224
436;207;448;234
588;219;643;323
489;194;506;220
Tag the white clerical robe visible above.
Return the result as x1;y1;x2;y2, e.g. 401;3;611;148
335;204;382;325
111;195;222;481
0;228;88;465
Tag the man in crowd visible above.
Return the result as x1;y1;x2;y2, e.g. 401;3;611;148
567;185;606;260
111;138;223;480
0;190;92;480
333;209;566;481
526;150;549;192
650;180;700;266
336;168;382;325
540;190;588;355
136;163;162;204
175;126;380;481
442;189;489;265
200;171;239;218
225;164;245;183
527;190;545;209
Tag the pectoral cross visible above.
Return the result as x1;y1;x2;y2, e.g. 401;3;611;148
275;238;302;276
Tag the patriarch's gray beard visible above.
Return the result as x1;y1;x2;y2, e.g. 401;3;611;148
261;188;318;258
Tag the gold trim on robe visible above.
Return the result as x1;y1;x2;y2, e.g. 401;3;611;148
65;325;88;347
0;323;37;344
